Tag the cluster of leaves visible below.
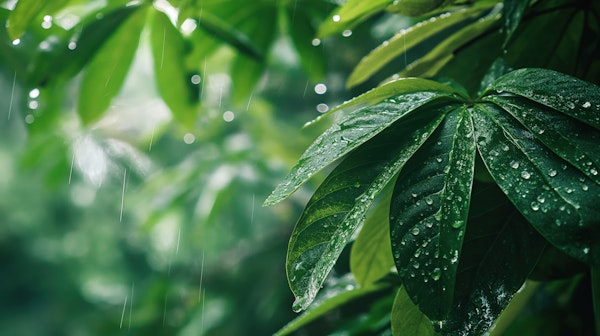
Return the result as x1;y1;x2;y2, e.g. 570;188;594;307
267;0;600;334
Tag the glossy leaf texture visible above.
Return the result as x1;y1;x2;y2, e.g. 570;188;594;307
390;106;475;320
150;9;198;126
391;286;435;336
287;100;450;311
78;6;148;125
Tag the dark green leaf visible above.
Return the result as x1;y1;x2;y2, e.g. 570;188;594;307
593;267;600;335
265;86;458;206
440;181;546;334
473;102;600;266
348;6;487;88
286;7;326;82
391;286;435;336
390;106;475;320
385;0;448;17
150;10;198;126
6;0;47;41
288;106;448;311
78;6;147;125
350;191;395;287
501;0;529;47
477;58;513;96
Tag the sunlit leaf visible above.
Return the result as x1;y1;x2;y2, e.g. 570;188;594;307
348;6;486;88
150;9;198;126
385;0;451;17
391;286;435;336
78;6;147;125
287;105;449;311
350;191;395;287
317;0;392;37
390;106;475;320
6;0;47;41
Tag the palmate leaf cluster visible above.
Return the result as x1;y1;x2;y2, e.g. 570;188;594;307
267;0;600;335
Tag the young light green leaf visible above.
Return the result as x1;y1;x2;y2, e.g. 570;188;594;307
78;7;147;125
348;6;486;88
317;0;392;37
391;286;435;336
265;91;454;206
6;0;47;41
473;103;600;266
440;181;546;334
501;0;529;47
390;106;475;320
150;10;198;126
350;190;395;287
288;106;449;311
489;68;600;130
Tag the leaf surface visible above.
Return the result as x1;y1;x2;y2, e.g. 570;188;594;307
391;286;435;336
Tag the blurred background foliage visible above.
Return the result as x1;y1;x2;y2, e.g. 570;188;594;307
0;0;410;334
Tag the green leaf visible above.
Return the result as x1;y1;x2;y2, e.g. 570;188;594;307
385;0;448;17
275;281;390;336
501;0;529;47
195;10;262;61
287;106;449;311
390;106;476;320
391;286;435;336
350;191;395;287
150;10;198;126
593;267;600;335
472;102;600;266
489;68;600;130
6;0;47;41
286;7;326;82
400;10;501;78
27;4;143;86
440;181;546;334
265;86;458;206
317;0;392;37
348;6;486;88
77;6;147;125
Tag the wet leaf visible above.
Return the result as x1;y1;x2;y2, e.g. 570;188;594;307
501;0;529;47
6;0;47;41
390;106;475;320
265;85;458;206
288;107;448;311
150;9;198;126
348;6;486;88
350;191;395;287
391;286;435;336
317;0;392;37
385;0;450;17
78;6;147;125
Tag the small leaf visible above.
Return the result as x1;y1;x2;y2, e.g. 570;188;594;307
489;68;600;130
78;6;147;125
390;106;475;320
391;286;435;336
348;6;486;88
265;88;456;206
6;0;47;41
288;105;449;311
501;0;529;47
150;10;198;126
317;0;392;37
350;191;395;287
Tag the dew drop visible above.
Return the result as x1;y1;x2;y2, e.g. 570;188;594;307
411;227;420;236
332;14;341;22
311;38;321;46
451;221;462;229
591;168;598;176
521;171;531;179
425;198;433;205
530;202;539;211
583;101;591;108
548;170;557;177
432;268;441;281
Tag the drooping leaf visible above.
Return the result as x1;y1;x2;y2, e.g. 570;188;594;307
472;102;600;266
265;82;461;206
150;9;198;126
286;7;326;82
390;106;475;320
6;0;47;41
501;0;529;47
78;6;147;125
391;286;435;336
288;104;450;311
317;0;392;37
439;181;546;334
350;190;395;287
348;6;487;88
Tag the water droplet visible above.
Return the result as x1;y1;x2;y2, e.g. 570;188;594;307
510;161;519;169
583;101;591;108
537;195;545;203
425;198;433;205
436;157;443;163
342;29;352;37
530;202;539;211
521;171;531;179
591;168;598;176
411;227;420;236
29;88;40;99
41;15;53;29
413;261;420;269
432;268;441;281
502;145;509;151
223;110;235;122
451;221;462;229
68;41;77;50
12;38;21;46
316;103;329;113
548;170;557;177
190;74;201;84
183;133;195;144
583;247;590;254
314;83;327;95
25;114;35;124
582;185;589;191
311;38;321;46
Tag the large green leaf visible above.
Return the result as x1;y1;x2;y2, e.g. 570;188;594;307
390;106;475;320
150;9;198;126
347;6;487;88
391;286;435;336
77;6;147;125
287;104;449;311
350;191;395;287
265;81;461;206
